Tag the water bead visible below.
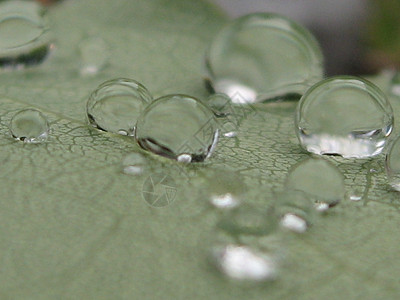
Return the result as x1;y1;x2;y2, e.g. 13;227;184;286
135;94;218;162
285;158;345;209
295;76;393;158
9;109;49;143
87;78;152;135
385;136;400;191
205;13;324;103
0;1;51;68
210;244;278;282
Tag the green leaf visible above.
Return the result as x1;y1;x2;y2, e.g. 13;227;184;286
0;1;399;299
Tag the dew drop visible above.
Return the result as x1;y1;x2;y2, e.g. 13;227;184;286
210;244;278;282
87;78;152;135
135;94;218;162
295;76;394;158
385;136;400;191
285;158;345;209
122;153;147;176
0;1;52;68
217;204;277;236
9;109;49;143
177;153;192;164
79;36;109;75
205;13;324;103
275;191;315;233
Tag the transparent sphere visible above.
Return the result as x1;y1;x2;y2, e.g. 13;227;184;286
9;109;49;143
295;76;394;158
386;136;400;191
205;13;324;103
86;78;153;135
135;94;218;162
285;158;345;210
0;0;51;68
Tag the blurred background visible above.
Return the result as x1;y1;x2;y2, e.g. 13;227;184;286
213;0;400;76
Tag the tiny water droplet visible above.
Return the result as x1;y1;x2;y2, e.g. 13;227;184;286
177;153;192;163
385;136;400;191
9;109;49;143
275;191;315;233
285;158;345;209
205;13;323;103
0;1;52;68
79;36;109;75
135;94;218;162
87;78;152;135
296;76;394;158
390;72;400;96
217;204;277;236
210;244;278;282
122;153;147;176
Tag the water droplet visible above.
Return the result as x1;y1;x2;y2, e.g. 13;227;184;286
0;1;52;68
87;78;152;135
390;72;400;96
207;93;232;117
275;191;314;233
79;36;109;75
285;158;345;209
295;76;394;158
135;94;218;162
122;153;147;176
385;136;400;191
210;244;278;281
177;153;192;163
9;109;49;143
205;13;323;103
217;204;277;236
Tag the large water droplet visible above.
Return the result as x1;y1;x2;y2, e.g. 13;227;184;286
385;136;400;191
122;153;147;176
0;1;51;68
9;109;49;143
79;36;109;75
295;76;393;158
205;13;324;103
87;78;152;135
275;191;315;233
285;158;345;209
217;204;277;236
135;94;218;162
210;244;278;282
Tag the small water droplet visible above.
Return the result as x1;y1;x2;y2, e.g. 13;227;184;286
285;158;345;209
0;1;52;69
210;244;278;281
217;204;277;236
9;109;49;143
275;191;314;233
87;78;152;135
385;136;400;191
295;76;394;158
205;13;323;103
122;153;147;176
390;72;400;96
79;36;109;75
177;153;192;163
135;94;218;162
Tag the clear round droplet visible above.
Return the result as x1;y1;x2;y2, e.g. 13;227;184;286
210;244;278;282
87;78;153;135
122;153;147;176
385;136;400;191
9;109;49;143
285;158;345;209
295;76;394;158
275;191;315;233
135;94;218;162
0;1;52;68
205;13;324;103
217;204;277;237
79;36;109;75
